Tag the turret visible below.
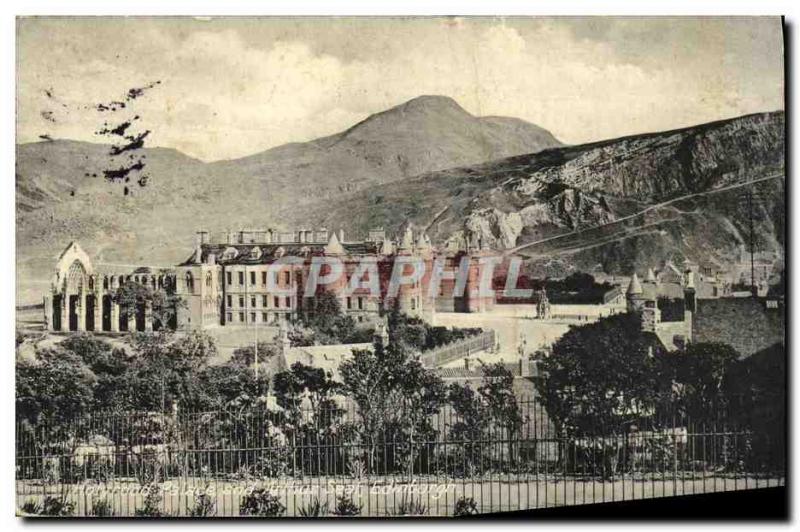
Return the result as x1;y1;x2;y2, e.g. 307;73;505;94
626;273;646;312
324;231;346;255
399;225;415;253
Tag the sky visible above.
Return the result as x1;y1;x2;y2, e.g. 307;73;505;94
16;16;784;162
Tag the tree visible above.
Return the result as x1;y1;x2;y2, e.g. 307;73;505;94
535;313;667;436
339;336;446;473
293;291;372;345
16;349;97;425
272;362;343;475
124;331;219;411
447;363;523;472
114;279;185;330
664;342;739;419
230;342;279;367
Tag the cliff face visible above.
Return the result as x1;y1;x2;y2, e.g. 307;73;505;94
310;111;785;277
509;112;784;203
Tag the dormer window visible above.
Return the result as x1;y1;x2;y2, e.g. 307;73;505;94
222;247;238;261
250;246;262;260
274;247;286;258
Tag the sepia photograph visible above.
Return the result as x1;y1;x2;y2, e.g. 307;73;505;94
12;14;786;519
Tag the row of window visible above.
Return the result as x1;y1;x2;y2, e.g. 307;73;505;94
226;311;290;325
226;270;293;287
345;296;366;310
224;311;367;325
226;294;293;309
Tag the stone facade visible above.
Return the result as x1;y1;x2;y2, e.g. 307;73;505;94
46;227;497;333
44;242;176;333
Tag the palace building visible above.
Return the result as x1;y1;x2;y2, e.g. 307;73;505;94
44;227;497;333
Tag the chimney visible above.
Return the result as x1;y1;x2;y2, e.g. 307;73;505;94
339;229;345;243
194;232;204;264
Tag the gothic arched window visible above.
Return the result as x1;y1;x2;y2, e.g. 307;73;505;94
205;272;213;288
185;271;195;294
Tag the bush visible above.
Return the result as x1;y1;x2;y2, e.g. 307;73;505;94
189;492;216;517
90;498;114;517
134;484;168;517
393;495;427;516
453;496;479;517
40;496;75;516
19;499;41;515
332;495;361;516
239;488;286;517
298;496;329;517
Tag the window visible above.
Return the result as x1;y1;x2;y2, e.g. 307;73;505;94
262;312;268;322
205;272;212;288
250;271;256;285
251;296;256;308
262;295;268;307
103;277;109;290
239;296;244;308
222;247;238;260
358;297;363;310
238;272;244;285
285;296;291;308
261;271;267;285
411;298;416;310
274;296;280;308
226;271;232;285
284;271;291;285
250;312;256;323
226;312;232;323
227;295;232;306
346;297;352;310
185;272;194;294
239;312;245;323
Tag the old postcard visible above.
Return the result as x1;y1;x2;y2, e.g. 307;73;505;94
14;16;785;518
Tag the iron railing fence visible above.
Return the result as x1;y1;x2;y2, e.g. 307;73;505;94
419;330;496;367
16;398;785;517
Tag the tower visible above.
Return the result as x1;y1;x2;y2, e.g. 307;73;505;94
626;273;646;312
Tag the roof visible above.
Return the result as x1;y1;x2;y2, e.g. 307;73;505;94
627;273;643;295
179;241;383;266
693;298;785;359
282;343;373;381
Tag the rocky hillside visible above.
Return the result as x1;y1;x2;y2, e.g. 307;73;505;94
301;111;785;277
16;95;560;304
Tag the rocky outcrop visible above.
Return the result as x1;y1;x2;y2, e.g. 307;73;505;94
315;111;784;278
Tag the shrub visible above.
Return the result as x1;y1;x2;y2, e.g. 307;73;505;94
453;496;479;517
239;488;286;517
38;496;75;516
189;492;216;517
90;498;114;517
134;484;167;517
19;499;41;515
298;496;329;517
392;495;427;516
332;495;361;516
